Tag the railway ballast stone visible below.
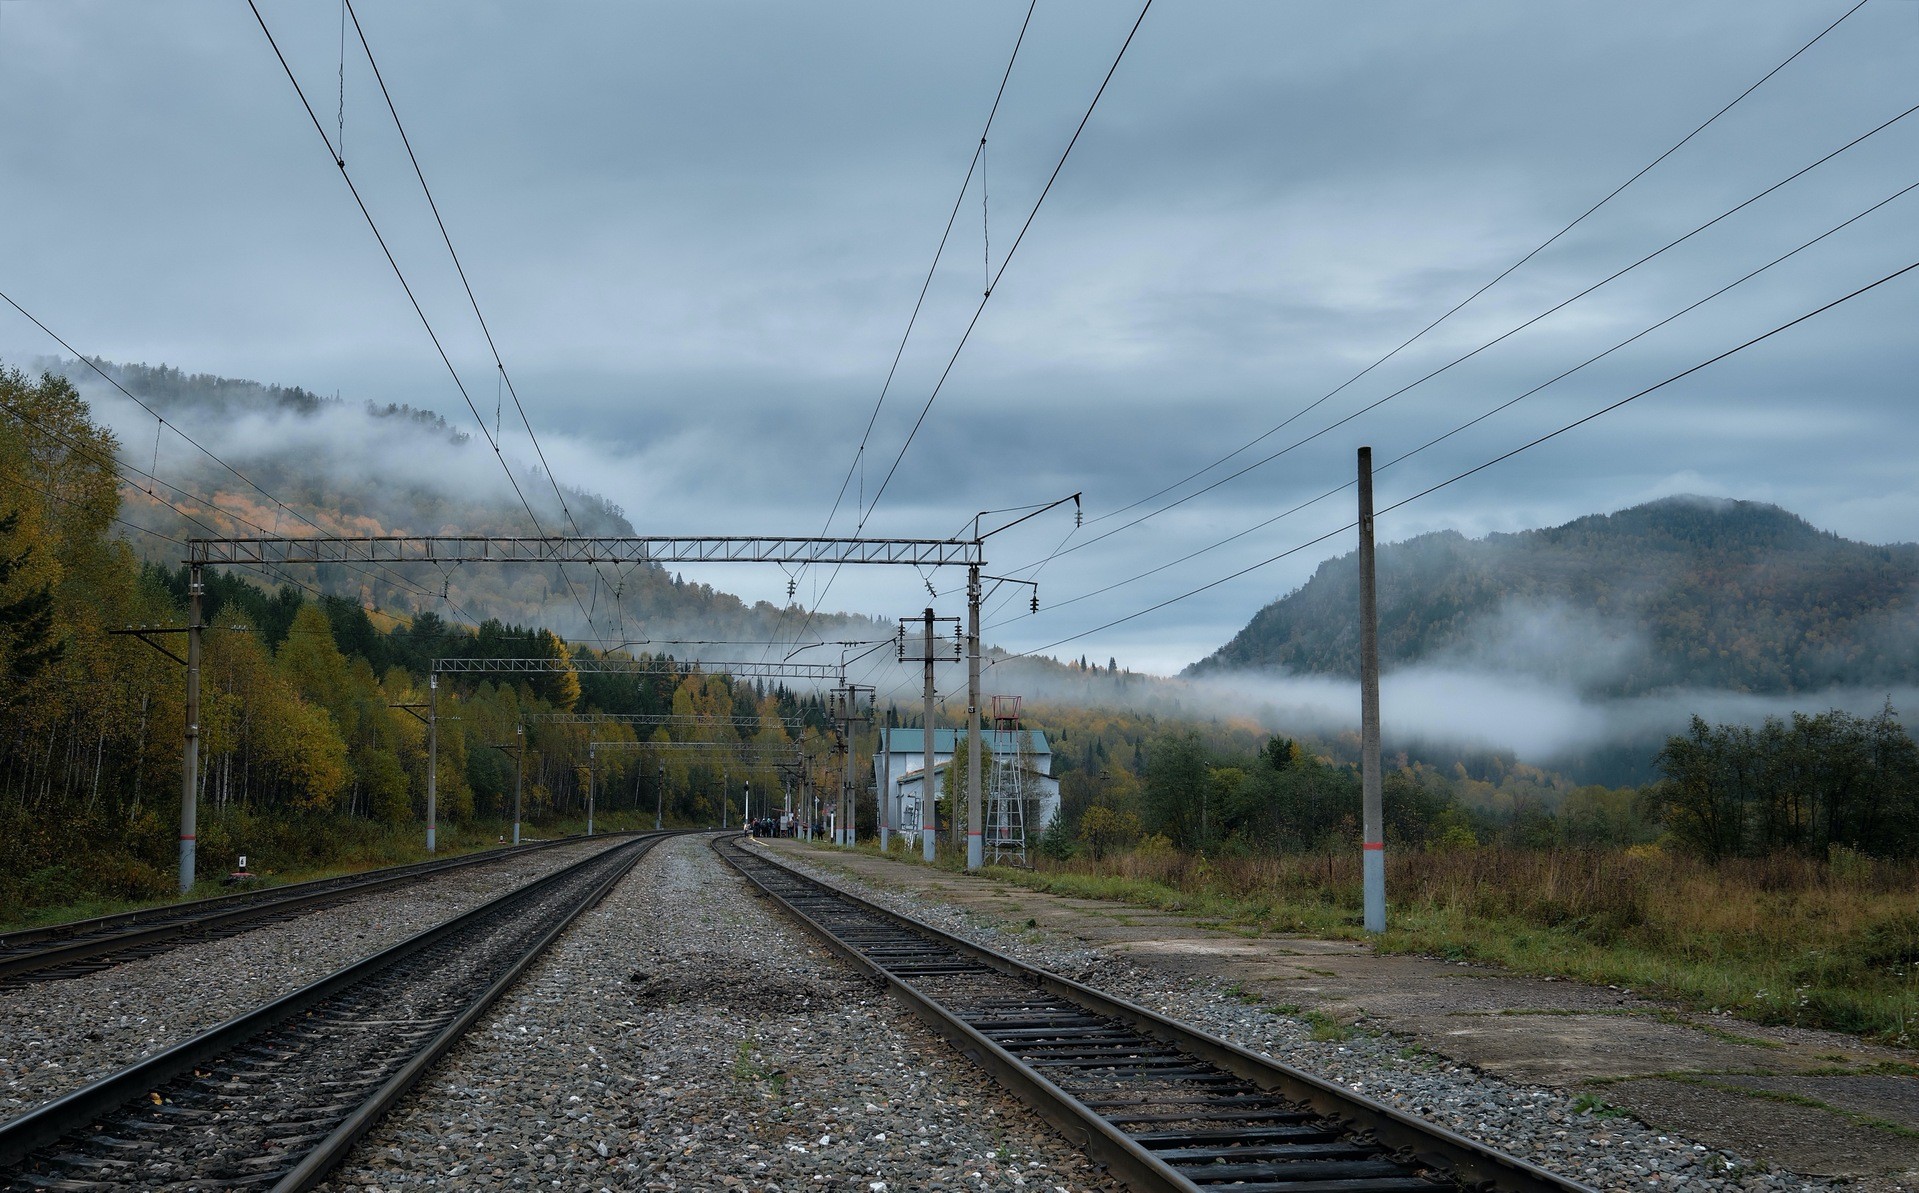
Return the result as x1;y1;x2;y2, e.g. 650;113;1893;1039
316;834;1126;1192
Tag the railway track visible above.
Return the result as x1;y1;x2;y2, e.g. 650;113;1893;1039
0;835;602;989
718;836;1596;1193
0;832;665;1191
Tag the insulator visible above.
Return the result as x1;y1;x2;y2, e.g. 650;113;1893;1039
1030;594;1039;613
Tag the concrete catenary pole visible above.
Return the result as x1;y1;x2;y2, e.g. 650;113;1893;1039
513;724;525;845
879;731;892;851
179;562;203;894
966;565;984;871
921;607;937;862
722;765;729;830
1358;446;1386;933
426;673;438;854
585;746;596;837
655;760;664;831
843;716;856;846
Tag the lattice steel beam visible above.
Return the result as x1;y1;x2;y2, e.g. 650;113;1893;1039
432;658;841;680
189;535;981;567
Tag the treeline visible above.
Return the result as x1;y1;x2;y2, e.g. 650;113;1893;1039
1041;727;1652;863
0;366;846;916
1651;707;1919;859
1037;703;1919;865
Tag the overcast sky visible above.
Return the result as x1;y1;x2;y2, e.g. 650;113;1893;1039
3;0;1915;678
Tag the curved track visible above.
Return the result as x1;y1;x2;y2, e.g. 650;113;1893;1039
0;832;664;1192
719;836;1596;1193
0;835;603;989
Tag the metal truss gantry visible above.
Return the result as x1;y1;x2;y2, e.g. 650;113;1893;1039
433;657;841;680
170;514;1079;893
188;535;982;568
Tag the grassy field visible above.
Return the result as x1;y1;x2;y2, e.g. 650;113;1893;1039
950;844;1919;1047
0;808;662;933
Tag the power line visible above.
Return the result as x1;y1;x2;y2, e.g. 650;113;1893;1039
769;0;1042;664
859;0;1154;528
0;290;458;606
1014;95;1919;572
243;0;604;645
1002;253;1919;661
341;0;626;644
987;173;1919;631
0;361;459;610
1084;0;1874;532
779;0;1153;659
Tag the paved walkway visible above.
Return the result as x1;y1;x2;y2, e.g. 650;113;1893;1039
767;839;1919;1188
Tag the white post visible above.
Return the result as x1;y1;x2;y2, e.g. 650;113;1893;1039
966;565;983;870
179;563;203;894
426;673;438;854
921;608;937;862
1359;446;1386;933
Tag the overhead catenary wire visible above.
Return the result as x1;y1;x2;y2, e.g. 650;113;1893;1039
0;288;461;608
986;173;1919;631
780;0;1153;667
1010;96;1919;574
341;0;627;645
769;0;1042;665
1083;0;1875;532
999;254;1919;662
243;0;605;646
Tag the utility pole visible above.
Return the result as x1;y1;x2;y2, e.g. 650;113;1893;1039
878;730;892;851
585;745;597;837
426;673;438;853
1358;446;1386;933
966;565;983;870
513;726;526;845
921;608;936;862
180;562;203;894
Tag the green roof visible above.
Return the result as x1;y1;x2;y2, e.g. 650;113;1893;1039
877;728;1048;755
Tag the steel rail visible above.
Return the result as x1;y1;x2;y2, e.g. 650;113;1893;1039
0;834;595;988
0;832;668;1188
719;837;1594;1193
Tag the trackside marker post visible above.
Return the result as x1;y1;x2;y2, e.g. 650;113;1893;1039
1358;446;1386;933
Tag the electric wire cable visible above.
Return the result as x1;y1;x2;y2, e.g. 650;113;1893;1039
1084;0;1875;531
998;254;1919;661
985;173;1919;631
341;0;625;643
767;0;1043;665
1010;96;1919;573
782;0;1153;665
0;387;448;611
0;288;460;607
244;0;604;645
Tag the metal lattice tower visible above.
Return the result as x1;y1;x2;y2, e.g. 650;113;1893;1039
986;695;1027;866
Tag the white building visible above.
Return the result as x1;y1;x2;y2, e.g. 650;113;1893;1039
872;727;1059;843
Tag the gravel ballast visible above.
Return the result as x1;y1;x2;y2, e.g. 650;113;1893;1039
769;846;1861;1193
0;837;629;1119
318;834;1126;1192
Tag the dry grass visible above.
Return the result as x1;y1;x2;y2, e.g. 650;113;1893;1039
997;845;1919;1047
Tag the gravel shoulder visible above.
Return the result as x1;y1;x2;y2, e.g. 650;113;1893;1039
318;832;1126;1192
0;836;630;1119
767;840;1919;1193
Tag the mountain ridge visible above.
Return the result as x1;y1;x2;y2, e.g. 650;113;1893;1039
1189;496;1919;697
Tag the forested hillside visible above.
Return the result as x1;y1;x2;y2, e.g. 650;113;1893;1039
1191;497;1919;696
37;356;891;646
